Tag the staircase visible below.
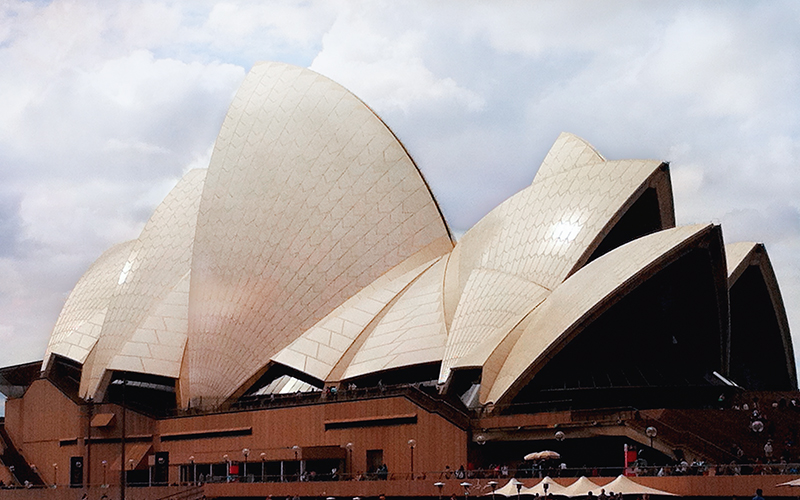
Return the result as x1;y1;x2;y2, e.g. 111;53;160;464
0;420;45;486
629;404;800;464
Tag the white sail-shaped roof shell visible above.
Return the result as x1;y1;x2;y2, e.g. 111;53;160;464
80;169;206;398
485;223;723;406
44;240;136;370
440;148;674;383
186;62;453;402
42;62;794;409
726;241;796;389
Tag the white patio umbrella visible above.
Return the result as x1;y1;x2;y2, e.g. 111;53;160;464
563;476;602;497
524;451;562;461
522;476;569;497
599;475;677;496
777;478;800;487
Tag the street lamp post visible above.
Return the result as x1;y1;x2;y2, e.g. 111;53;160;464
461;481;472;500
345;442;354;480
223;454;230;482
408;439;417;479
434;481;445;500
488;480;499;500
52;463;58;489
101;460;107;487
260;453;266;482
189;456;195;485
645;426;658;449
292;445;301;480
242;448;250;482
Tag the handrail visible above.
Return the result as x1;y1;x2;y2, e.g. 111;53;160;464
627;413;735;462
0;423;45;487
170;383;471;428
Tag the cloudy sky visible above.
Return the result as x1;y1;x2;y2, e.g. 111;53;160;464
1;1;800;394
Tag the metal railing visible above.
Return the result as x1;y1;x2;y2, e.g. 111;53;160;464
3;461;800;491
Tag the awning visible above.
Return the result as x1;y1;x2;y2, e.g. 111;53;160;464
90;413;116;428
111;443;152;471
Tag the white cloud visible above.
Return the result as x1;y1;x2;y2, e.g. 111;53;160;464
1;0;800;388
204;1;333;46
310;3;485;114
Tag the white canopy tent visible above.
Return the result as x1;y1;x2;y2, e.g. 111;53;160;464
486;478;527;497
563;477;603;497
522;477;569;496
600;475;677;496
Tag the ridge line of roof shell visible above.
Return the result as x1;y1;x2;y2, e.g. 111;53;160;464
533;132;606;181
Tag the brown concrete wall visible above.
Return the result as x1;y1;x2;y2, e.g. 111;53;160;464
5;380;82;487
3;380;160;488
3;397;24;447
4;379;467;488
157;396;468;481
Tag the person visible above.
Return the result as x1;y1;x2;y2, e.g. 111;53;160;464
455;465;466;479
753;489;765;500
377;463;388;480
442;465;452;479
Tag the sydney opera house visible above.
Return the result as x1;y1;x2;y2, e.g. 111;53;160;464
1;62;799;499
